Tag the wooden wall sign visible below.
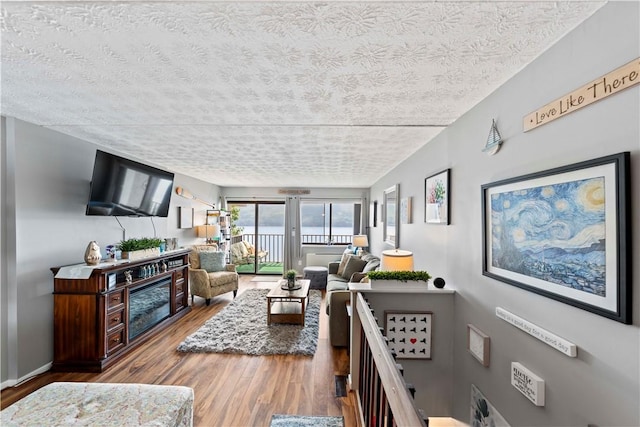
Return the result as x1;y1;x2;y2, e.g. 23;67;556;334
524;57;639;132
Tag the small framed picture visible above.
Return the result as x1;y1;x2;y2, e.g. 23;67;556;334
385;311;432;359
178;206;193;229
467;324;490;367
425;169;450;224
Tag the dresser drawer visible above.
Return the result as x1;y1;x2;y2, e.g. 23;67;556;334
107;290;125;310
174;269;185;281
107;329;125;354
107;309;124;332
175;279;185;294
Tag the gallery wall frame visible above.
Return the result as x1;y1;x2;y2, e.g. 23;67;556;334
467;324;490;367
383;184;399;248
425;169;450;225
481;152;631;324
384;311;432;359
400;197;412;224
178;206;194;229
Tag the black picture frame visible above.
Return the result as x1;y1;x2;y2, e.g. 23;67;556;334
425;168;450;225
481;152;630;324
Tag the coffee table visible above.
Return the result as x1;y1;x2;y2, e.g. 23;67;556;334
267;279;310;326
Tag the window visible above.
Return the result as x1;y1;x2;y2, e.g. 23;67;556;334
300;201;359;244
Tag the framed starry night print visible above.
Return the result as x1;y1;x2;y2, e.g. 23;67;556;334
384;311;432;359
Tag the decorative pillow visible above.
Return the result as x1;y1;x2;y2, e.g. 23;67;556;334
341;256;368;280
363;259;380;273
189;245;218;269
199;251;226;272
337;254;358;276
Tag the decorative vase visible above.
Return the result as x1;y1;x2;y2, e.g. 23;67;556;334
433;277;446;289
287;277;295;289
84;241;101;266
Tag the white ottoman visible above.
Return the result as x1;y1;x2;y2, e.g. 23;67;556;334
0;382;194;426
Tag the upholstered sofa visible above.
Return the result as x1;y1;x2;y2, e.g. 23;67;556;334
189;245;238;306
230;241;268;265
326;252;380;347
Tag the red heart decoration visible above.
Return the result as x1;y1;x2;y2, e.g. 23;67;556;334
410;338;417;344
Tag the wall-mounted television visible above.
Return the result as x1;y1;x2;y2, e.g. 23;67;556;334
86;150;174;217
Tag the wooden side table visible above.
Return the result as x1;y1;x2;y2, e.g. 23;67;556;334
267;279;310;325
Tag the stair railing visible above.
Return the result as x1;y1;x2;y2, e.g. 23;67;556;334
351;292;428;427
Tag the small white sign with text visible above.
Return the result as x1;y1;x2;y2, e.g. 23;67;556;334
511;362;545;406
496;307;577;357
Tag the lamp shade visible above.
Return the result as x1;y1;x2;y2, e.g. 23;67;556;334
196;224;220;239
352;235;369;248
381;249;414;271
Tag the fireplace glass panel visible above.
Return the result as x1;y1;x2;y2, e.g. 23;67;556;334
129;278;171;340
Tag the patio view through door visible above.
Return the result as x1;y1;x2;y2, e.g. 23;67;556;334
229;202;285;275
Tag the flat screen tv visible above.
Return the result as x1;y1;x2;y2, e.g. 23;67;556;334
86;150;174;217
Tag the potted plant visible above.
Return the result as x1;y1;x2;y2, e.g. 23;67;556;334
285;269;297;290
117;237;164;261
366;270;432;288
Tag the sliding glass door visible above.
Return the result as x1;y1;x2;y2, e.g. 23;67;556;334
228;202;285;275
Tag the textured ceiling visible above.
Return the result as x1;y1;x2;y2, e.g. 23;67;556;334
1;1;604;187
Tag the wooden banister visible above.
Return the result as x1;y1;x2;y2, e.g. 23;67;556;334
354;293;427;427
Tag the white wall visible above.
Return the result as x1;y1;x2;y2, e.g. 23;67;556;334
1;117;220;385
370;3;639;425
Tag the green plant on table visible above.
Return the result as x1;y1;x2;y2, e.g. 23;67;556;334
285;269;297;280
367;270;432;282
116;237;164;252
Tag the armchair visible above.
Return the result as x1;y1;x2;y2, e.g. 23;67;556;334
189;246;238;306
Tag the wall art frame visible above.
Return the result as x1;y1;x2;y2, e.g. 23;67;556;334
467;324;490;367
481;152;631;324
383;184;399;248
400;197;412;224
178;206;194;229
425;169;450;225
384;311;432;359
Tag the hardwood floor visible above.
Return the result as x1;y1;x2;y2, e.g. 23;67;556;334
1;275;358;427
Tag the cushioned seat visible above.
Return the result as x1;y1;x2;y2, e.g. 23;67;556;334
189;245;238;306
230;241;268;265
303;266;329;290
0;382;194;427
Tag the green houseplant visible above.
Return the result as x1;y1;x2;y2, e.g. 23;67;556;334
117;237;164;260
285;269;297;289
367;270;432;285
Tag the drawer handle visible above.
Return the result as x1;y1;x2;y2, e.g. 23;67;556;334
111;316;120;323
110;336;120;344
112;296;120;302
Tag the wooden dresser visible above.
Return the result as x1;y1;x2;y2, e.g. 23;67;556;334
51;249;191;372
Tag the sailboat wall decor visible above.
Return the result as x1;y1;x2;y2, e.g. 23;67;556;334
483;119;503;156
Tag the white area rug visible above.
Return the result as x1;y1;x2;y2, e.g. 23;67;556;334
177;289;320;356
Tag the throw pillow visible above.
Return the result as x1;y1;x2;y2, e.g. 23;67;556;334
341;256;368;280
199;251;226;272
362;259;380;273
337;254;357;276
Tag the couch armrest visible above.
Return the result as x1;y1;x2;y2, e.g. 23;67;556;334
224;264;237;272
188;268;210;295
327;290;352;347
328;262;340;274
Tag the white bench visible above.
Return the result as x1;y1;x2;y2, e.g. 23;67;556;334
1;382;194;426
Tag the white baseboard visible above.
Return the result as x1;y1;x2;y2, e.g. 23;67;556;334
1;362;52;391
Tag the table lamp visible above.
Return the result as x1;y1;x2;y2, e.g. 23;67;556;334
352;235;369;255
381;249;414;271
197;224;220;244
